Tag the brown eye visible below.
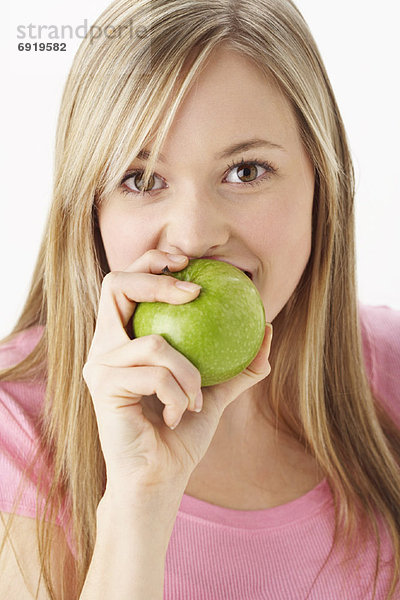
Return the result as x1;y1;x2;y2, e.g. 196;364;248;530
225;161;273;186
121;171;164;194
124;173;155;192
130;173;154;192
236;164;258;183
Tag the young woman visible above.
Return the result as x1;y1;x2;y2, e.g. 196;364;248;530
1;0;399;598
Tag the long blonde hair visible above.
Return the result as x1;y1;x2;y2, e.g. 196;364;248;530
1;0;399;598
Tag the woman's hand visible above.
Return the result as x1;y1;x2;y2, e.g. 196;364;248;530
83;250;272;499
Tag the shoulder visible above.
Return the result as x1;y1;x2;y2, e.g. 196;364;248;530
0;325;46;416
0;326;47;518
0;325;45;370
0;511;76;599
359;302;400;425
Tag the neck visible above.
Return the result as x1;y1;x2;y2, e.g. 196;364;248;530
185;383;324;509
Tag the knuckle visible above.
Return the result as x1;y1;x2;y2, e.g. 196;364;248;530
146;287;159;303
82;361;93;383
146;248;162;260
141;249;166;268
145;334;166;354
82;361;106;396
82;362;99;391
101;271;119;291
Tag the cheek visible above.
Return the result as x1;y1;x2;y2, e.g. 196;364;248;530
270;204;312;262
97;203;159;271
250;191;313;318
250;197;312;265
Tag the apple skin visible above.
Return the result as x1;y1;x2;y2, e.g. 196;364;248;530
132;259;266;386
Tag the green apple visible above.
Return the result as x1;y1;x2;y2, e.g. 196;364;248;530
132;258;266;386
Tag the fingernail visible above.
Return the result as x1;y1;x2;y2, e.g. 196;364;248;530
194;390;203;412
175;280;201;293
267;322;273;339
167;254;187;263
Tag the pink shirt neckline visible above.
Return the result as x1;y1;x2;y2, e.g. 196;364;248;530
179;476;332;530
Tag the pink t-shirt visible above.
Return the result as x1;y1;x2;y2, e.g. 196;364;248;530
1;303;399;599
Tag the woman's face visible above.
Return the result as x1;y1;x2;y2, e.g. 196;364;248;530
98;47;315;322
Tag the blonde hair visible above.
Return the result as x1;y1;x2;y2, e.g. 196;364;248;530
1;0;399;598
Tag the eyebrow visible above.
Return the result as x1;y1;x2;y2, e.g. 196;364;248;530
136;138;285;164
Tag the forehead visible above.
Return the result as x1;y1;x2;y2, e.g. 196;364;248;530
156;46;300;158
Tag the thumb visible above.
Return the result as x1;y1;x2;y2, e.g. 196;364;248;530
244;322;273;377
207;322;273;412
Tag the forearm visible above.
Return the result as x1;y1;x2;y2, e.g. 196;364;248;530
79;487;183;600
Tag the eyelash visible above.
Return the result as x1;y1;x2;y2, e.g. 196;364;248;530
119;156;278;197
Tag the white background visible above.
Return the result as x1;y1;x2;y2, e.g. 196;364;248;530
1;1;399;338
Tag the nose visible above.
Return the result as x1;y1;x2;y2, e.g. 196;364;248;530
161;192;231;258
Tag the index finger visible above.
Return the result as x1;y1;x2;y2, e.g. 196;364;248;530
90;252;196;354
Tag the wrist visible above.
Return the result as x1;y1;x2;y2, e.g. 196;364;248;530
101;476;188;508
82;484;180;599
98;482;186;540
